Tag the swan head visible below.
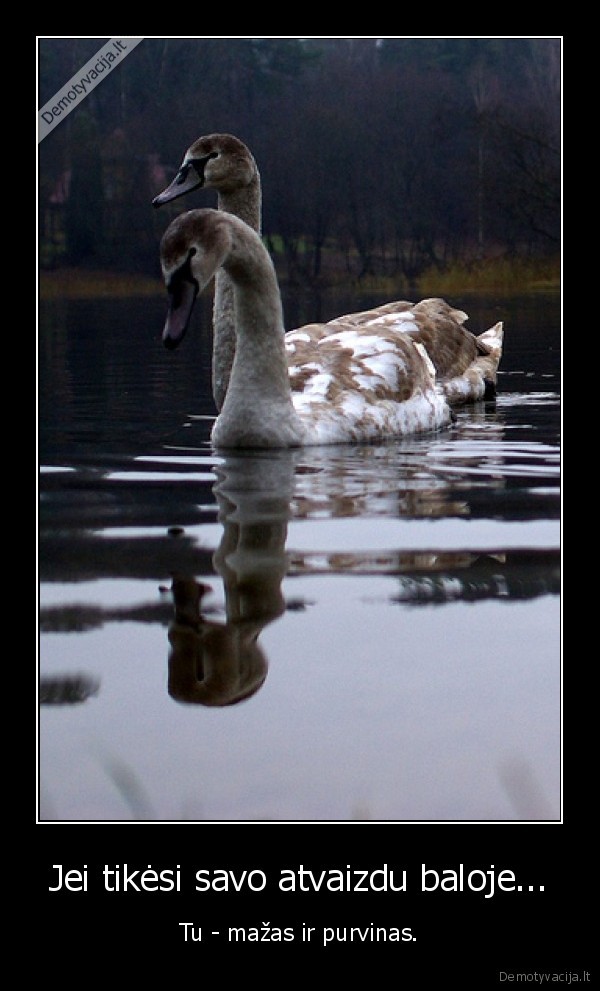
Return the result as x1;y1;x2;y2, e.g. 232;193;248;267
159;209;233;349
153;133;258;207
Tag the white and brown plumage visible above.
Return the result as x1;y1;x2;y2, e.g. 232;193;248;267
321;298;503;406
153;133;504;412
160;209;502;449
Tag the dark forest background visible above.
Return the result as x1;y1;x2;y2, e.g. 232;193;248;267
38;37;561;289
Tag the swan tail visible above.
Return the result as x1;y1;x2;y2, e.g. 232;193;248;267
476;321;504;356
444;322;504;404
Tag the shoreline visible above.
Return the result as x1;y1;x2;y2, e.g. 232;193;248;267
39;259;560;302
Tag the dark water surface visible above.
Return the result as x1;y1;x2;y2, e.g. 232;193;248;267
38;289;560;822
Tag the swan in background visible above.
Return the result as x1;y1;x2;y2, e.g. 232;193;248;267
159;208;502;448
153;132;504;411
154;133;261;410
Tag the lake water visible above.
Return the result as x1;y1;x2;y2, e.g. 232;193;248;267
38;288;561;822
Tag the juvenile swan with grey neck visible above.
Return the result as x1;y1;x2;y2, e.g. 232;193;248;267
160;209;502;449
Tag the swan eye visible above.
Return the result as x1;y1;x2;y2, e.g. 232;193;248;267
172;152;218;189
188;152;218;172
175;162;194;185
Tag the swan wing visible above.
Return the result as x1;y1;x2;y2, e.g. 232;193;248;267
285;323;450;443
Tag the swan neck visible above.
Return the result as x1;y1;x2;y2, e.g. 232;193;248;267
226;260;289;399
212;274;235;411
211;225;304;448
217;176;261;234
212;176;262;410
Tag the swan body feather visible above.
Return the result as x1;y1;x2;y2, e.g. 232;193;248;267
159;209;503;449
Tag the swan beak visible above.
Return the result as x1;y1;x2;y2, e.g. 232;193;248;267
153;166;202;207
162;277;198;350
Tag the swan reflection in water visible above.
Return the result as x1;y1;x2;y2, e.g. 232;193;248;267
166;451;294;707
164;421;558;708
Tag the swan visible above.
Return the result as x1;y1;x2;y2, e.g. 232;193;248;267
153;132;504;411
153;133;260;411
159;208;502;449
